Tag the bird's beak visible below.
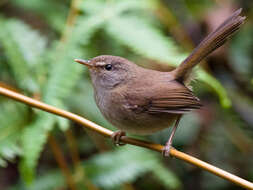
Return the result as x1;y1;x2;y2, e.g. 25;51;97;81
74;59;92;68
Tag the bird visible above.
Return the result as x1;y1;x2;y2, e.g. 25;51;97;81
75;9;245;156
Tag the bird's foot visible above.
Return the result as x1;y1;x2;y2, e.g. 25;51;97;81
111;130;126;146
162;143;172;157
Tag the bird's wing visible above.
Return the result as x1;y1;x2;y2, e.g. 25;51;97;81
126;83;201;115
146;88;201;114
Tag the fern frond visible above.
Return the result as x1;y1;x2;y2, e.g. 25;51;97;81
106;15;186;65
29;170;65;190
20;113;54;183
0;19;47;92
12;0;67;32
19;14;105;184
81;0;153;17
83;146;180;189
8;170;65;190
152;164;181;189
112;0;153;16
0;101;28;167
80;0;104;15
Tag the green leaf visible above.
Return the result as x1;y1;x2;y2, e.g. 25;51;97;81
20;114;54;184
107;0;153;16
83;146;180;189
106;15;186;65
19;14;105;184
29;170;65;190
197;70;231;108
0;101;28;167
80;0;105;15
152;164;181;189
12;0;68;32
0;19;47;92
8;170;65;190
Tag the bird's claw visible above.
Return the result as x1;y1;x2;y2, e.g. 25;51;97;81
162;144;172;157
111;131;126;146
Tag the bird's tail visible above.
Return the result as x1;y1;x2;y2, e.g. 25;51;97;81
171;8;245;82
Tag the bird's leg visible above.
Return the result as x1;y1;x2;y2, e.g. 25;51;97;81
111;130;126;146
162;115;182;157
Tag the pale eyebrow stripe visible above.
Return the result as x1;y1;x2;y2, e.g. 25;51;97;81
95;62;106;66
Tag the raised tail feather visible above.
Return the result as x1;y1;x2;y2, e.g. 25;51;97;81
171;8;246;82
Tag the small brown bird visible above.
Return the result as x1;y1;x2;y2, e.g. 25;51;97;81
75;9;245;156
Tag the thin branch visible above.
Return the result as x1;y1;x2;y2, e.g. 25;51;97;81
48;134;77;190
153;0;194;50
65;129;81;170
0;87;253;190
60;0;81;44
65;130;100;190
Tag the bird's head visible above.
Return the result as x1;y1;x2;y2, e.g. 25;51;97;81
75;55;137;90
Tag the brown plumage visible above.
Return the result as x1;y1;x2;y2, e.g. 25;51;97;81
75;9;245;156
171;8;245;82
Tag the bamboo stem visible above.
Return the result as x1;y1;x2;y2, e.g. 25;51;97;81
0;87;253;190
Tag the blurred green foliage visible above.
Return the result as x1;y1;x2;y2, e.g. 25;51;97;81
0;0;253;190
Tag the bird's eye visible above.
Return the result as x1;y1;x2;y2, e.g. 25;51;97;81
105;64;112;71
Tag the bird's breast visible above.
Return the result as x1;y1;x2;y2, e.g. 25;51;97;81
94;88;177;135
